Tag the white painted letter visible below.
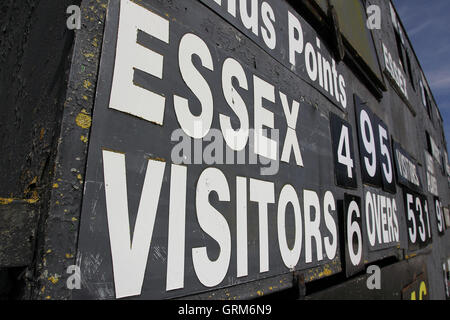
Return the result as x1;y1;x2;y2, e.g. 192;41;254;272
174;33;214;139
102;150;165;298
277;185;302;269
193;168;231;287
304;190;323;263
250;178;275;273
109;0;169;125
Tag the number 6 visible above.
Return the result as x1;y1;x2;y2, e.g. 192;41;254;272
348;200;362;266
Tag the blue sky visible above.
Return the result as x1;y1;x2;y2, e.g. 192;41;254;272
393;0;450;154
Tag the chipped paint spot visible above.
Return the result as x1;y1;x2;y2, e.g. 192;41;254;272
405;253;417;260
39;128;45;140
76;109;92;129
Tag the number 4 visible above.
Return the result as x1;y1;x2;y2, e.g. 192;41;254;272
338;125;354;179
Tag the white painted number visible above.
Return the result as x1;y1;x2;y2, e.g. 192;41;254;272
424;200;431;238
416;197;426;242
378;124;393;183
406;193;417;243
360;110;377;177
347;200;362;266
337;125;354;178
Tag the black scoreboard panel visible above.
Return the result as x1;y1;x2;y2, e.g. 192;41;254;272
307;255;429;300
64;0;450;299
76;0;348;299
330;112;358;189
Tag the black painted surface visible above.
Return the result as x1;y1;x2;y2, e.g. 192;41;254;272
75;0;344;300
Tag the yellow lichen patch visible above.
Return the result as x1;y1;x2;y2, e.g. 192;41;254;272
71;217;78;222
256;290;264;297
0;198;13;205
0;196;38;205
28;191;39;203
45;296;51;300
83;52;95;58
77;174;82;180
65;253;74;259
318;269;332;278
29;176;38;186
80;135;88;143
83;80;92;89
41;286;45;293
322;267;333;276
48;275;59;284
40;128;45;140
53;183;59;189
76;109;92;129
